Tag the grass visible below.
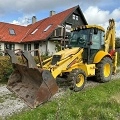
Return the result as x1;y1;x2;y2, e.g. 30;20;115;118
6;79;120;120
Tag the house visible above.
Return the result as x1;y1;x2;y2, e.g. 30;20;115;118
0;5;87;56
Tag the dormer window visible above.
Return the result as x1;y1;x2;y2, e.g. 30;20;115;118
72;14;79;21
44;25;52;32
9;28;15;35
31;28;38;34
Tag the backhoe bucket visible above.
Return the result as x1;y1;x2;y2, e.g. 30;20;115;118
5;49;58;108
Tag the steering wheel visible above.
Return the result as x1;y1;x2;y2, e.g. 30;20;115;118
77;37;86;45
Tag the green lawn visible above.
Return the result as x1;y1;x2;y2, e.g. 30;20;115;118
6;79;120;120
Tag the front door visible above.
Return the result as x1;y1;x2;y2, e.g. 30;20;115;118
34;43;39;56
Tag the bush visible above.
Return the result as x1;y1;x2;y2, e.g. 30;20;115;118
0;56;13;83
0;55;49;83
117;52;120;66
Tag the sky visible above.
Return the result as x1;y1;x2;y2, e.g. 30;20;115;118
0;0;120;37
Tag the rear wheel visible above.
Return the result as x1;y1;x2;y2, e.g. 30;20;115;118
95;57;112;82
68;69;86;92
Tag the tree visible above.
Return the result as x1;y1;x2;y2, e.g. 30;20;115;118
115;37;120;48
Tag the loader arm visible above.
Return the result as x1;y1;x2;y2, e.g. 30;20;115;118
47;48;83;78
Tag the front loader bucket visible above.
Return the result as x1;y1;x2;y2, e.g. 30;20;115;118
5;49;58;108
7;64;58;108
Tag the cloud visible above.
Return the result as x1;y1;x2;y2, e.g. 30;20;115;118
84;6;110;24
111;8;120;20
84;6;120;37
0;0;119;15
116;30;120;37
116;21;120;37
11;14;34;26
1;1;119;37
0;0;77;15
84;6;120;24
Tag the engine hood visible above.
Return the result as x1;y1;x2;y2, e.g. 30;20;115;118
54;47;82;59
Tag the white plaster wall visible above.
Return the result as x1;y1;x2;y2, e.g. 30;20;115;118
31;43;34;51
47;41;56;55
0;41;54;56
39;42;46;55
15;43;35;55
28;42;46;56
15;43;46;56
31;43;34;56
0;42;4;51
15;43;23;50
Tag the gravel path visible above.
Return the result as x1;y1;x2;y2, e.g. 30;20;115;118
85;67;120;88
0;85;27;119
0;67;120;119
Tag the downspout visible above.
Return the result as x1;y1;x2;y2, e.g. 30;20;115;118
46;39;48;55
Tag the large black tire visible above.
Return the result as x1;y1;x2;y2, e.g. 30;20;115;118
68;69;86;92
95;57;112;82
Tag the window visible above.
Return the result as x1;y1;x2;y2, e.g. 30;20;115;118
28;44;31;51
72;14;75;20
24;44;27;50
44;25;52;32
5;43;15;50
66;24;71;32
91;30;101;49
73;14;78;20
0;44;1;50
70;29;90;48
31;28;38;34
9;28;16;35
76;16;78;20
24;44;31;51
0;44;2;55
11;44;15;50
101;31;105;45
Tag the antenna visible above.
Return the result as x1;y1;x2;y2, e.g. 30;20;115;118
25;18;32;25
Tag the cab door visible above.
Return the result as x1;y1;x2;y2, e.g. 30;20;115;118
89;29;105;63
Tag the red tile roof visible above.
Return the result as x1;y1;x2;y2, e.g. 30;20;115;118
0;5;87;43
0;22;28;43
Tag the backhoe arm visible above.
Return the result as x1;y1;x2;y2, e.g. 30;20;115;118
104;19;117;73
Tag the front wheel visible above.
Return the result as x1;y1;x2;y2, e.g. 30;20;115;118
95;57;112;82
68;69;86;92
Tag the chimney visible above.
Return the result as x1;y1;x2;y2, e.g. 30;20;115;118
50;11;56;16
32;16;37;24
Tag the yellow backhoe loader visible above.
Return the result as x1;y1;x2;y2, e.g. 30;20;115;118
5;19;117;108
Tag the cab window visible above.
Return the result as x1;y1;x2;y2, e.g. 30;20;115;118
91;30;101;49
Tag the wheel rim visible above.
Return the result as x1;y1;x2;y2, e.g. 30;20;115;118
76;74;84;87
103;63;111;77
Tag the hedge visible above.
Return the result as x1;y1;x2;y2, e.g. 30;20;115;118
0;55;49;83
0;56;13;82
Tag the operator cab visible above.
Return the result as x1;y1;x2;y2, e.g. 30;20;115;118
69;25;105;63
